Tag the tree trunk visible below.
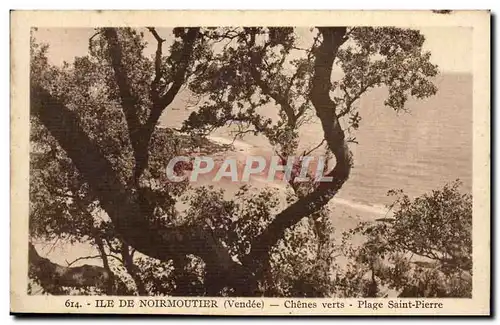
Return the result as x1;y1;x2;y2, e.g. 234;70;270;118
30;85;254;295
30;27;351;296
243;27;351;270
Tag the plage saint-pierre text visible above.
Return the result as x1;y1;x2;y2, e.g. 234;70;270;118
62;298;445;311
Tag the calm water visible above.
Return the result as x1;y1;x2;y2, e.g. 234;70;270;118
161;73;472;209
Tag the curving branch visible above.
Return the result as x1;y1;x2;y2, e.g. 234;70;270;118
247;31;297;127
102;28;141;138
242;27;352;269
66;255;107;267
30;85;254;295
29;243;118;294
142;27;200;149
249;60;297;126
147;27;165;103
120;243;147;295
102;28;144;182
337;79;378;118
92;228;119;293
103;27;200;182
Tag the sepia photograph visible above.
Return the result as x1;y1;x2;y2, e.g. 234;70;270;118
11;10;490;315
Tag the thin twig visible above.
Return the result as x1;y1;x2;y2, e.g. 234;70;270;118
66;254;103;267
147;27;165;103
304;139;326;157
89;30;103;42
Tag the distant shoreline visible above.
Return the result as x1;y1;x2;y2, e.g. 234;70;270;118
204;134;390;218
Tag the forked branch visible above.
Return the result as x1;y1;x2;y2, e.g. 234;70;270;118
243;27;352;271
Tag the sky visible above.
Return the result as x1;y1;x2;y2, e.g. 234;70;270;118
33;26;472;73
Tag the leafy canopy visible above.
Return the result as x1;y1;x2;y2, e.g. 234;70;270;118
26;26;465;298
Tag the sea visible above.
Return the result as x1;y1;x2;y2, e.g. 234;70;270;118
160;73;473;214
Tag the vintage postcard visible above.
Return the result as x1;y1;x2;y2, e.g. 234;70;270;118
10;10;490;315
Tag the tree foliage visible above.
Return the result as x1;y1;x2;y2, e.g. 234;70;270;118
27;26;469;297
337;180;472;297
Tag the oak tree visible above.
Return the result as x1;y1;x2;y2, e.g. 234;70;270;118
29;26;441;296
